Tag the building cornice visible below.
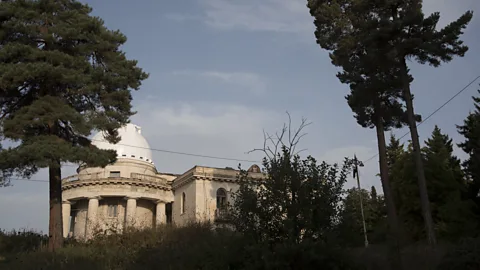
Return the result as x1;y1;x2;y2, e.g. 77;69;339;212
62;177;171;191
171;166;265;190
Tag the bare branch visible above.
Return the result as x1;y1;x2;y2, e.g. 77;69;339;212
247;111;311;162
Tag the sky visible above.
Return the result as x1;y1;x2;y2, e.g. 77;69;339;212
1;0;479;233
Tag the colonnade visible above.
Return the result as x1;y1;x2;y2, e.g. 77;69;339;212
62;197;168;239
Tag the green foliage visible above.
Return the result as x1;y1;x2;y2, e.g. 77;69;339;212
0;229;47;255
457;88;480;212
337;187;387;247
388;128;477;241
0;0;148;174
438;237;480;270
0;0;147;249
231;145;350;245
1;224;364;270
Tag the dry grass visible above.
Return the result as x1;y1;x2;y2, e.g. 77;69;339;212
1;225;479;270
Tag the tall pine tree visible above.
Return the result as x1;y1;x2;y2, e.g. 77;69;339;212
308;0;474;247
423;126;476;239
0;0;148;250
458;88;480;213
307;4;411;266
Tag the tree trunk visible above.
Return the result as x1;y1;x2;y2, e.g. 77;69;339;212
48;161;63;252
400;58;437;247
375;114;403;270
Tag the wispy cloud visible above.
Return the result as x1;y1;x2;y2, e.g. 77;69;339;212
171;70;268;94
200;0;314;34
166;0;476;35
165;0;314;35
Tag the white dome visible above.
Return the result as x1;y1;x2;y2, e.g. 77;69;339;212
91;123;154;164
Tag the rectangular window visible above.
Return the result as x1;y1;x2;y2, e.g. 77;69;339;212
109;171;120;178
107;204;118;217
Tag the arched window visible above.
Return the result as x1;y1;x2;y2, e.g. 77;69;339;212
216;188;227;209
181;192;186;214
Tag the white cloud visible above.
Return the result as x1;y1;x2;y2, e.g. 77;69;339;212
171;70;268;95
166;0;476;35
165;0;314;36
200;0;314;34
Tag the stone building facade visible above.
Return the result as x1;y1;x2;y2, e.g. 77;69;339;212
61;123;263;239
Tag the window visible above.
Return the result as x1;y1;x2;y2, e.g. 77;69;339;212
216;188;227;209
181;192;186;214
109;171;120;178
107;204;118;218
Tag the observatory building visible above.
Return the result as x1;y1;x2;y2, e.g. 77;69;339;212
61;123;263;239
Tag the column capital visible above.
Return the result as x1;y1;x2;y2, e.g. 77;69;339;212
155;199;167;204
62;200;72;204
124;196;139;201
88;196;102;200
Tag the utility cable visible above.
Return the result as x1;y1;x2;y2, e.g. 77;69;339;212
362;75;480;164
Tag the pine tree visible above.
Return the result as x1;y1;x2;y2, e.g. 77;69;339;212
391;127;477;240
458;89;480;211
0;0;148;251
424;126;476;238
377;2;473;247
307;8;411;265
337;56;406;267
308;0;473;247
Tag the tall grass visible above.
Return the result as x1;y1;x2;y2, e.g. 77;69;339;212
1;224;479;269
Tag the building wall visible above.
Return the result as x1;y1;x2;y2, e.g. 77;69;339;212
98;197;126;233
194;180;239;222
135;199;155;228
77;159;158;179
62;183;173;203
172;182;197;226
71;200;88;238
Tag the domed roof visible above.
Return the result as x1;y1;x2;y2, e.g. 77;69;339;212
91;123;154;164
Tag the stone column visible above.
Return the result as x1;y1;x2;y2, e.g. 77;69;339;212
62;201;71;238
86;196;100;239
155;200;166;227
125;197;137;228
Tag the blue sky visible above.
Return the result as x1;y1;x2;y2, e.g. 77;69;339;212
1;0;479;232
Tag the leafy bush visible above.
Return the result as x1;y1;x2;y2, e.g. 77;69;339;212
1;224;366;270
0;229;47;254
437;238;480;270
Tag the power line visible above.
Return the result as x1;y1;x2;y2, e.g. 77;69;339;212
363;74;480;164
89;139;261;163
7;75;480;182
8;178;48;183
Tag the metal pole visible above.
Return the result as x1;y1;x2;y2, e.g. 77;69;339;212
354;155;369;248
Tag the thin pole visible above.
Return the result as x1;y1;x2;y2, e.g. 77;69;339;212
354;154;369;248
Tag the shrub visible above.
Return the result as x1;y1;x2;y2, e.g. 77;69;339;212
437;237;480;270
0;229;47;254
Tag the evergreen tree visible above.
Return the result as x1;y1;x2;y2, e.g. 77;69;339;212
423;126;476;238
390;127;477;240
458;89;480;212
0;0;148;251
307;7;413;266
389;142;423;241
337;187;387;247
336;54;406;267
308;0;473;247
